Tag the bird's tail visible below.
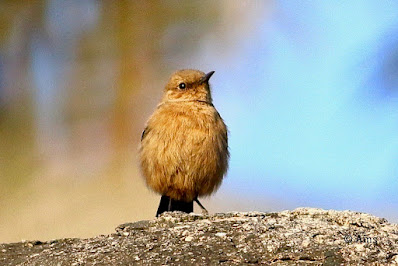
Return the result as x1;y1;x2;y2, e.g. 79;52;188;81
156;195;193;217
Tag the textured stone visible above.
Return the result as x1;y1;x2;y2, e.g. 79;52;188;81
1;208;397;265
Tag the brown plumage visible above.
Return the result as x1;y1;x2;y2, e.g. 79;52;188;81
139;69;229;216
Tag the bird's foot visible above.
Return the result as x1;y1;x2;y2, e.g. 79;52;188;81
194;198;208;215
201;208;209;215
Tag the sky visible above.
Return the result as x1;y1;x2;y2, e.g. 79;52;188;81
208;1;398;218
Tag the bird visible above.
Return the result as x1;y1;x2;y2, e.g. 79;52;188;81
139;69;229;217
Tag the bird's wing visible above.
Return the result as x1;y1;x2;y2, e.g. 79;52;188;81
141;127;149;141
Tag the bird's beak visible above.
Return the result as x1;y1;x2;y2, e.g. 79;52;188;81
200;71;215;84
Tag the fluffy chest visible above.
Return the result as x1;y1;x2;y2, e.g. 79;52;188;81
142;102;226;155
152;103;220;137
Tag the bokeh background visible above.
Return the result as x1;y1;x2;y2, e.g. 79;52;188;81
1;1;398;243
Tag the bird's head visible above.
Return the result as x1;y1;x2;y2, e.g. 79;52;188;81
163;69;215;103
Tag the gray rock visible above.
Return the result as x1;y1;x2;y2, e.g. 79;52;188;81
1;208;398;265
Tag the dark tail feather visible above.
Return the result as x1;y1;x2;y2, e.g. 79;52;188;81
156;195;193;217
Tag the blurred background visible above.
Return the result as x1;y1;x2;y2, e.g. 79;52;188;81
1;0;398;243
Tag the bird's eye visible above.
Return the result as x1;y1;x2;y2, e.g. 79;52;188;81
178;83;186;89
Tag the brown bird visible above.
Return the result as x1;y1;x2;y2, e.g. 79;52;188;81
139;69;229;216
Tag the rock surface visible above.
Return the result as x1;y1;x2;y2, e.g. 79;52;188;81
1;208;398;265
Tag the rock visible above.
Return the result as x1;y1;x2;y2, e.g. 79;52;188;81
1;208;397;265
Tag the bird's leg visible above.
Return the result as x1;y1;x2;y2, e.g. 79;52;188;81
194;197;208;215
168;197;172;211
